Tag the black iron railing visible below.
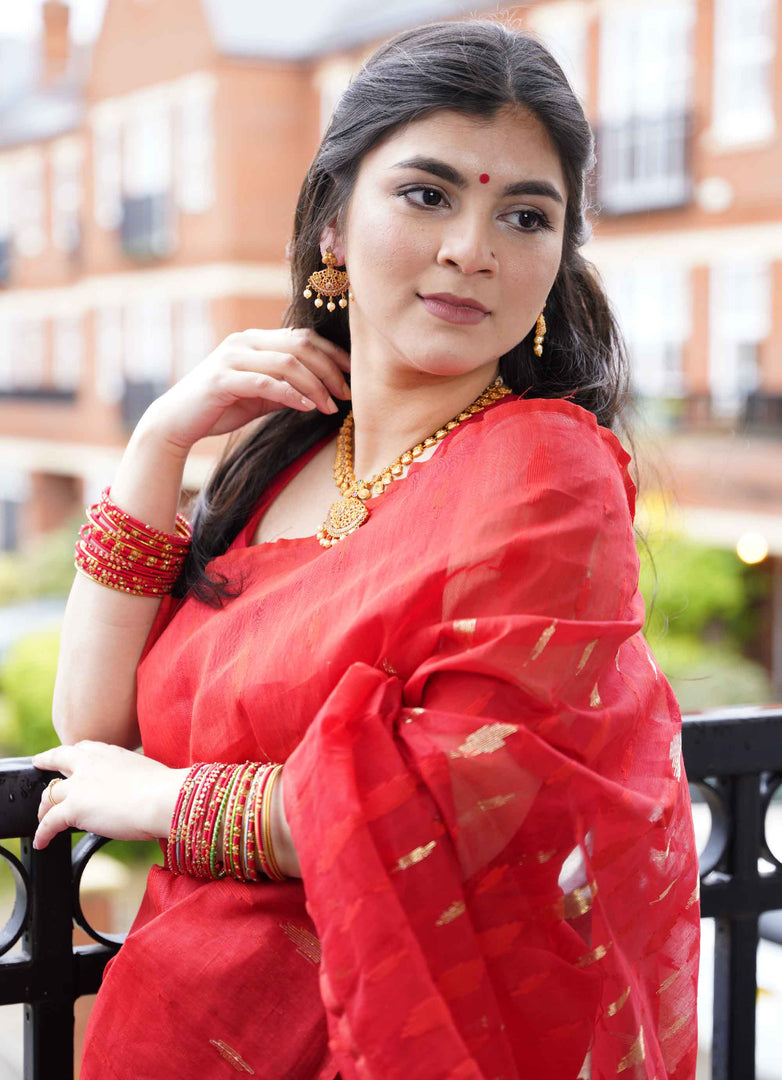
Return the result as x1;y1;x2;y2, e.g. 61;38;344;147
1;706;781;1079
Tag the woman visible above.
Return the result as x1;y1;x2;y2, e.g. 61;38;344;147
32;19;700;1080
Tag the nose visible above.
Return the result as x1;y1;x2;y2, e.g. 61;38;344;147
436;214;497;275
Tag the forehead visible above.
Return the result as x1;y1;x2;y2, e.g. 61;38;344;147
363;107;565;188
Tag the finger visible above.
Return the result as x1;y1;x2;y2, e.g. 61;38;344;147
33;805;73;851
217;369;320;412
288;327;352;377
31;745;77;776
37;778;70;823
290;333;353;399
228;350;341;415
247;327;352;380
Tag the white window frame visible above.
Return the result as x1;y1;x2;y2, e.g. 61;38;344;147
0;310;12;390
597;1;695;212
601;261;691;400
315;59;358;137
175;73;217;214
13;149;46;257
124;95;173;200
14;317;45;389
710;0;776;148
51;137;83;254
53;314;82;391
527;1;589;108
125;298;173;384
709;260;771;416
176;297;213;380
96;306;124;405
92;103;123;230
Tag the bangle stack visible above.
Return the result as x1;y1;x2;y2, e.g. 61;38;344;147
166;762;287;883
74;486;192;597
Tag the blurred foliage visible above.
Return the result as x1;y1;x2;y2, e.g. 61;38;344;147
0;512;82;605
0;629;162;867
0;630;60;756
637;530;773;710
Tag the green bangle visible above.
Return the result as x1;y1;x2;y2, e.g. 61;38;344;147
209;764;241;879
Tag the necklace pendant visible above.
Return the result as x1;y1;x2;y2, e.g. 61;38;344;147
317;495;369;548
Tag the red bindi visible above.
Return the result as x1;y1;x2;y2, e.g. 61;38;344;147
479;173;490;184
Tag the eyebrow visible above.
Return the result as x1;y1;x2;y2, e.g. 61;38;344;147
391;156;565;206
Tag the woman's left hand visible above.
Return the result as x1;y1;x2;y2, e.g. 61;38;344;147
32;741;190;850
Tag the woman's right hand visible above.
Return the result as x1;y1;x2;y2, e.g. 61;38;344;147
142;327;352;454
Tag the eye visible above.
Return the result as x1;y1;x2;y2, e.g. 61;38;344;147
506;209;553;233
398;185;448;208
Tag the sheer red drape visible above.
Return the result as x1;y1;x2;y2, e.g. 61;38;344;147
80;396;700;1080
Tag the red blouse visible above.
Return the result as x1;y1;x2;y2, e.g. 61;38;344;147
80;394;700;1080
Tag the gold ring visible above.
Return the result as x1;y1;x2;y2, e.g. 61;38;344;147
46;778;64;807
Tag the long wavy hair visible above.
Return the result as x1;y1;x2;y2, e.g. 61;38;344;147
173;18;636;607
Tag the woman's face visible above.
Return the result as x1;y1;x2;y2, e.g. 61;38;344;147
335;106;567;381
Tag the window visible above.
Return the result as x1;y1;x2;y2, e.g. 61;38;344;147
0;469;28;552
53;314;82;391
315;59;357;136
51;137;83;255
597;1;695;213
14;150;45;257
125;97;172;200
96;306;124;404
93;104;123;230
712;0;776;145
0;310;12;389
0;161;12;281
175;74;216;214
709;261;771;416
125;298;173;383
176;297;213;379
527;2;588;107
14;318;45;389
602;261;691;399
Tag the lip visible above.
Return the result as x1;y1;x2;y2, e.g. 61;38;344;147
420;292;490;313
418;293;490;326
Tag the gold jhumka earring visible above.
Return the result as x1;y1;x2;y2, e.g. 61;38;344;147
533;304;547;357
303;247;353;313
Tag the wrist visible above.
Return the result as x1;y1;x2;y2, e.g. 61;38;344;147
133;404;192;463
271;771;300;878
155;766;192;840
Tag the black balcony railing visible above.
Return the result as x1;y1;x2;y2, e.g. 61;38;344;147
0;237;11;287
120;377;169;433
590;109;695;216
120;192;176;261
0;387;77;403
1;706;781;1079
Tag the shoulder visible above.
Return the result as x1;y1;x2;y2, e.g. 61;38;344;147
463;394;637;518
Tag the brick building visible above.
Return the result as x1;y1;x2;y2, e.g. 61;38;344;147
0;0;780;686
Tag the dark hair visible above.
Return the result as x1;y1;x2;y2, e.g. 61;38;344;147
174;17;636;607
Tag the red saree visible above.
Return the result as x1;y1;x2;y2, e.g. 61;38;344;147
81;393;700;1080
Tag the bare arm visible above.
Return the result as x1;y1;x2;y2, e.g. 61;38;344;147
52;415;190;748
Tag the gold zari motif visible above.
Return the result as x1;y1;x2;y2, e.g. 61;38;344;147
279;922;322;966
393;840;437;872
436;900;467;926
576;941;613;967
452;722;519;758
528;620;557;662
617;1027;645;1073
607;986;631;1016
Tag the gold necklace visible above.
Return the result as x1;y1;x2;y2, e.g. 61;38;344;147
316;376;512;548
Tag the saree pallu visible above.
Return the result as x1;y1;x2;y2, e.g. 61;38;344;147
80;394;700;1080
